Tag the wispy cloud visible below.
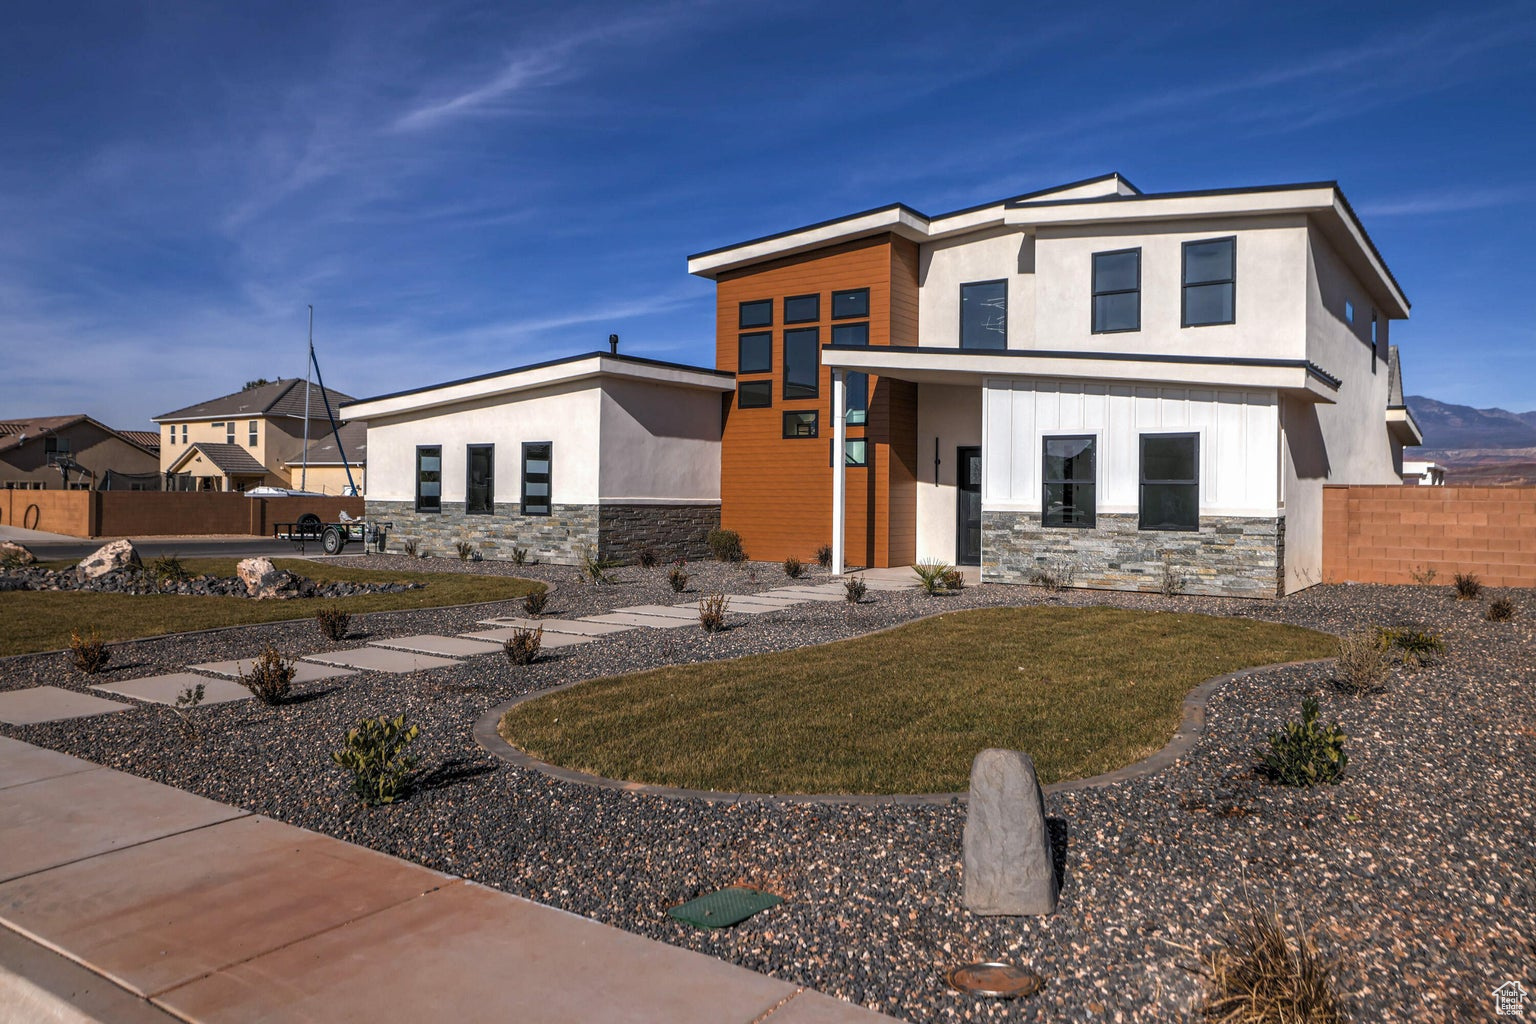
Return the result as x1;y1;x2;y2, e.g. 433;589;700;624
1357;186;1531;218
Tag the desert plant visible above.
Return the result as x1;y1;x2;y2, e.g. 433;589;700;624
816;543;833;569
1029;557;1076;592
1199;901;1346;1024
165;683;205;742
637;546;660;568
152;553;192;585
1373;626;1444;666
1452;572;1483;600
912;560;955;595
455;539;475;561
699;592;729;632
940;568;965;592
522;589;549;615
580;547;619;584
402;538;419;558
1262;697;1348;786
1333;630;1389;695
668;560;689;593
331;714;421;806
1409;565;1438;586
707;528;746;563
315;607;351;641
238;647;294;705
844;575;867;603
1161;559;1187;597
783;556;805;579
69;629;111;674
511;545;530;566
1487;595;1516;621
503;626;543;665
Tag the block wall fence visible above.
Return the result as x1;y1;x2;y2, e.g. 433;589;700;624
0;491;363;539
1322;485;1536;588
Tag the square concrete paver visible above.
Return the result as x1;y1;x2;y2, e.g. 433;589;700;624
715;597;799;612
762;588;847;602
579;612;701;629
157;880;805;1024
458;628;593;648
299;648;461;673
369;635;505;657
90;673;253;707
0;815;447;999
615;604;700;620
0;928;179;1024
476;616;634;636
0;736;98;791
0;769;246;884
188;659;358;684
0;687;134;726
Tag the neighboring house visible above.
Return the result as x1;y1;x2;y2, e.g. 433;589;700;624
342;352;733;563
154;379;357;493
282;421;368;496
0;416;160;490
1402;460;1446;485
687;173;1422;596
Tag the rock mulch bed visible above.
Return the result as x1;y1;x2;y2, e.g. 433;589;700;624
1;555;1532;1022
0;565;422;598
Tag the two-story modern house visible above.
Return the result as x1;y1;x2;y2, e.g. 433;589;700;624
687;173;1421;596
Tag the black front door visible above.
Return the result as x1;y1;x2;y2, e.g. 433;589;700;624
956;446;982;566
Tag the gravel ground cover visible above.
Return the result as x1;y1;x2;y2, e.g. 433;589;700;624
1;553;1531;1022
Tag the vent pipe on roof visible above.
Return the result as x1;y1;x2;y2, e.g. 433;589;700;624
609;333;619;355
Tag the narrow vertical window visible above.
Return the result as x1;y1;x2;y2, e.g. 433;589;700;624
226;422;235;445
783;327;819;399
960;280;1007;349
181;424;187;443
845;371;868;426
466;444;495;515
1091;249;1140;333
1182;237;1236;326
1370;312;1379;373
1140;433;1199;531
248;421;258;447
521;442;552;516
415;445;441;513
1042;435;1095;528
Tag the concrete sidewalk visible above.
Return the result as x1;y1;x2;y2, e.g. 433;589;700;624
0;736;892;1023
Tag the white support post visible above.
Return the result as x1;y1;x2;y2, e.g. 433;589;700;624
831;368;846;576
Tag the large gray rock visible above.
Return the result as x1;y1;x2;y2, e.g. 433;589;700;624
237;557;300;600
0;541;37;565
76;539;142;582
962;748;1059;916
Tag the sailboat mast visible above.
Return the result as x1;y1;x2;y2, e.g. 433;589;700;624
302;305;313;491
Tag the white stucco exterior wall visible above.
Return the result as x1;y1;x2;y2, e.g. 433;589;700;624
914;384;983;563
597;378;722;502
917;228;1037;348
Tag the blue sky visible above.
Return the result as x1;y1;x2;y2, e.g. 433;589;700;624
3;0;1533;428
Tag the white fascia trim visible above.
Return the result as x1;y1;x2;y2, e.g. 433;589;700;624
687;208;931;278
1386;407;1424;446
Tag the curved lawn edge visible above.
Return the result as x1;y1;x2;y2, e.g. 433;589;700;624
474;640;1333;805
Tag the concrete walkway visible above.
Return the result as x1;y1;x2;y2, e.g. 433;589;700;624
0;736;892;1023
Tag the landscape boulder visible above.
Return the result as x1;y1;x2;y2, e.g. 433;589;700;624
76;539;142;583
237;557;303;600
0;541;37;566
962;748;1059;916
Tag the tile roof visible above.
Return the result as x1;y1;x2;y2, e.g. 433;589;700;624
284;420;367;467
155;379;355;422
0;415;157;457
172;442;269;476
117;430;161;450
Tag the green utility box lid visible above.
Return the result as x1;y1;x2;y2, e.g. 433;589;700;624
668;886;782;929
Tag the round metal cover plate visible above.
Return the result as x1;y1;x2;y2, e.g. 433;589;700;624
945;961;1044;998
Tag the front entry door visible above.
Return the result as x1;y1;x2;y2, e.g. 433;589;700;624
956;446;982;566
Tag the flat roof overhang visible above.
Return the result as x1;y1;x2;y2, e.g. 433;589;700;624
819;345;1340;403
1386;405;1424;446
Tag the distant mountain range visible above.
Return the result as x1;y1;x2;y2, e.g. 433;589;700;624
1406;395;1536;484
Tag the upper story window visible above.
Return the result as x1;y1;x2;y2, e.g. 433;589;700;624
1370;313;1379;373
226;422;235;445
1042;435;1095;528
783;410;818;438
831;288;869;319
1140;433;1199;532
737;380;772;408
181;424;187;443
784;294;819;324
521;442;552;516
44;436;70;464
1182;237;1236;327
738;332;772;374
831;322;868;346
167;426;176;445
845;371;868;426
248;421;258;446
738;299;773;329
1344;300;1356;325
415;445;441;513
1091;249;1140;333
783;327;819;399
960;280;1007;350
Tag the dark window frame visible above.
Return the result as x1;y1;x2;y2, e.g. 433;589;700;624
738;298;773;329
1181;236;1237;328
960;279;1009;350
414;444;442;514
737;331;772;374
1091;247;1141;334
783;293;820;324
1370;312;1379;373
831;288;869;320
520;441;552;517
737;380;772;408
466;443;495;516
782;410;819;439
782;326;820;400
1139;432;1200;532
830;437;869;468
248;420;258;446
845;370;868;426
1041;434;1096;529
830;321;869;347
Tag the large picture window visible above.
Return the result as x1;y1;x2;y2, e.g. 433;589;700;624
1092;249;1141;333
783;327;819;399
738;332;772;374
1182;237;1236;327
521;442;551;516
1140;433;1199;531
960;280;1007;350
1042;435;1095;528
466;444;494;515
415;445;441;513
738;299;772;329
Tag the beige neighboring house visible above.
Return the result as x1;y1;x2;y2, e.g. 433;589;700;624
154;379;358;493
282;420;367;495
0;415;160;490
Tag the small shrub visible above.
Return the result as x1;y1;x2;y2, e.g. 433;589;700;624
455;539;475;561
511;546;530;566
580;547;619;585
152;553;192;585
844;575;867;603
239;647;294;705
1262;697;1347;786
1487;595;1516;621
637;546;660;568
522;589;549;615
940;568;965;592
1373;626;1444;666
166;683;205;742
1199;901;1346;1024
783;556;805;579
1029;557;1076;592
707;528;746;563
1333;630;1388;695
816;543;833;569
699;592;729;632
668;560;689;593
1409;565;1438;586
69;629;111;674
1160;559;1187;597
331;714;421;806
402;538;419;558
503;626;543;665
1452;572;1483;600
912;560;954;595
315;607;351;641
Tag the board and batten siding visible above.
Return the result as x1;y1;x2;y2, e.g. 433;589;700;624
981;379;1280;516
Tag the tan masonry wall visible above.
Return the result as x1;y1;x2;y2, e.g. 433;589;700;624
1322;485;1536;588
0;491;363;539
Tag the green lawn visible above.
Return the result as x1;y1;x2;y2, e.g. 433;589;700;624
0;558;543;656
499;606;1332;794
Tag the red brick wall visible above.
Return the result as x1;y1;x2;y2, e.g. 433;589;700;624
1322;485;1536;587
